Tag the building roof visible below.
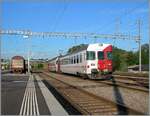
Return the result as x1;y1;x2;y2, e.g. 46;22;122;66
128;65;149;71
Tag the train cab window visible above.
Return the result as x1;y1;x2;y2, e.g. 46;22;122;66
107;52;112;60
98;51;104;60
87;51;95;60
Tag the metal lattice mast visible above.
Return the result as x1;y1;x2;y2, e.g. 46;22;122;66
0;29;139;41
0;29;141;72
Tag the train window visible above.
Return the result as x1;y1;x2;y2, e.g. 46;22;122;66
80;54;82;63
98;51;104;60
72;57;73;64
69;57;71;64
107;52;112;60
74;56;76;64
70;57;72;64
66;58;69;65
67;58;69;64
77;55;79;63
64;59;67;65
87;51;95;60
75;56;77;64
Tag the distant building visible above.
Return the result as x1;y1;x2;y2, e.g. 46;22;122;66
128;64;149;73
1;59;10;70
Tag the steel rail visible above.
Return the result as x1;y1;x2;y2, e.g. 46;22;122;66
39;72;143;115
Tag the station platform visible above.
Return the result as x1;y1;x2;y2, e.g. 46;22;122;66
1;73;68;115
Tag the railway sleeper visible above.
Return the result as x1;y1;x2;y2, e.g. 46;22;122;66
83;106;118;111
89;108;117;112
69;98;99;101
79;103;111;107
93;112;118;115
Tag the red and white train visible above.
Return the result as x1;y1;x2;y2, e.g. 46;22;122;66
48;43;112;79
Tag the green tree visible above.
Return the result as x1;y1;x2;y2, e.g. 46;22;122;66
67;44;88;54
112;46;127;71
119;55;128;71
134;43;149;65
126;51;138;66
141;44;149;64
112;53;121;71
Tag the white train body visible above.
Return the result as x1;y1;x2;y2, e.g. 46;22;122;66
48;43;112;79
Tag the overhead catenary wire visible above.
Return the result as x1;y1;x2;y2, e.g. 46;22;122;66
52;0;69;32
94;2;147;33
0;29;139;41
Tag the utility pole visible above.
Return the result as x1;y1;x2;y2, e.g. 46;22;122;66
23;34;31;75
138;19;141;72
28;36;31;75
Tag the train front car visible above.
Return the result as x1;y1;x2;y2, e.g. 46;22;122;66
86;43;112;79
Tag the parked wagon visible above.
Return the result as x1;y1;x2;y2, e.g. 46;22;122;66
11;56;26;73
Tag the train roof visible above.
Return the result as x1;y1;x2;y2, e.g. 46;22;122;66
12;56;24;60
87;43;111;51
48;45;88;62
48;43;112;61
48;56;58;62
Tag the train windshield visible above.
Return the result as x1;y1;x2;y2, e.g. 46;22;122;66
86;51;95;60
98;51;104;60
107;51;112;60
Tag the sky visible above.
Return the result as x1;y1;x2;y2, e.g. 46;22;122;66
1;0;149;59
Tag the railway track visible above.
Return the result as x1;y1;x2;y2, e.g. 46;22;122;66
43;71;149;92
112;74;149;89
38;72;143;115
92;77;149;92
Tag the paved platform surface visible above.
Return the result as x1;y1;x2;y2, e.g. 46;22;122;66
1;74;29;115
1;73;66;115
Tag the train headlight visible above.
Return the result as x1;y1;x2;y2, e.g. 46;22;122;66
108;63;111;66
